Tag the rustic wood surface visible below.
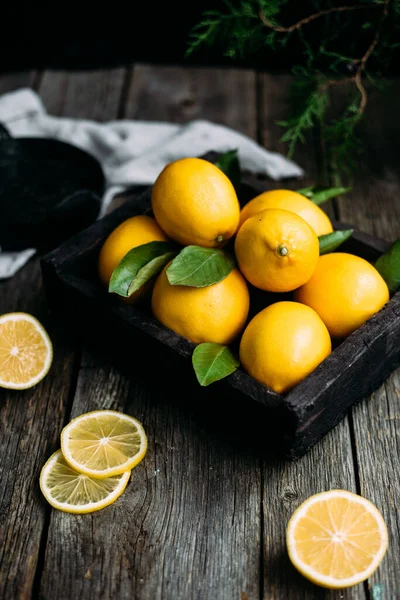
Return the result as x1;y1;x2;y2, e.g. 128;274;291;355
0;64;399;600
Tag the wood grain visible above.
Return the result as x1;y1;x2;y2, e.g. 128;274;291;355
259;74;362;599
39;69;127;121
0;262;78;600
124;63;257;136
351;371;400;597
23;70;126;600
332;80;400;595
39;64;262;600
0;71;79;600
40;360;264;600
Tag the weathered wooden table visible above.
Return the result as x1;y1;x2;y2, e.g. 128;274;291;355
0;64;399;600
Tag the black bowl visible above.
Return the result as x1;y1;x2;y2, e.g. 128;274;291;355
0;124;104;252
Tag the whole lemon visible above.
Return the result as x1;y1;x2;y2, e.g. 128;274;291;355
294;252;390;338
151;266;250;345
151;157;240;248
239;189;333;236
98;215;168;299
234;208;319;292
239;301;331;394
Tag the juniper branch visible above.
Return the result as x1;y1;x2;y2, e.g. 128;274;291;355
354;0;391;113
259;4;378;34
186;0;399;180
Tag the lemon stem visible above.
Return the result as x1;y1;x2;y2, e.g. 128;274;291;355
216;235;224;244
277;245;289;257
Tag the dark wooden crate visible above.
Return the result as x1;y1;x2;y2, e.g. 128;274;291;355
40;167;400;459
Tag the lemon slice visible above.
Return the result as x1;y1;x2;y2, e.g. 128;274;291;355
286;489;388;589
0;312;53;389
61;410;148;478
40;450;130;513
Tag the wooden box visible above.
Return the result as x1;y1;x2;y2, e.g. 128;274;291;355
40;161;400;459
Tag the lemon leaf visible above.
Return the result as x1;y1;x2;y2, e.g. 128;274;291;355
297;186;352;205
319;229;353;254
109;241;176;297
215;149;241;192
166;245;235;287
192;343;240;386
375;239;400;294
296;185;315;198
128;252;177;296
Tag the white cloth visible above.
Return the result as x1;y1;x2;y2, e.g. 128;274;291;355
0;88;304;278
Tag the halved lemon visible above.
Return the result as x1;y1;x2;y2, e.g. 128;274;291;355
40;450;130;514
0;312;53;389
286;489;388;589
61;410;148;479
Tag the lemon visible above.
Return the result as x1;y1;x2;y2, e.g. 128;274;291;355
239;189;333;236
0;312;53;390
234;209;319;292
98;215;168;299
295;253;390;338
286;490;388;589
151;157;240;248
61;410;148;479
40;450;131;514
151;265;250;345
239;301;331;394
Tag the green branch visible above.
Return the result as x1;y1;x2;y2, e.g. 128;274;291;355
186;0;399;181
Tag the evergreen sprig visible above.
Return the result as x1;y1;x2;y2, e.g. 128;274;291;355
187;0;399;182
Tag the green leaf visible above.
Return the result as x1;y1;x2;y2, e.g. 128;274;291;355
215;149;241;192
375;240;400;294
192;343;240;386
310;187;352;205
128;251;177;296
166;245;235;287
296;185;315;198
297;185;351;204
319;229;353;255
109;241;175;297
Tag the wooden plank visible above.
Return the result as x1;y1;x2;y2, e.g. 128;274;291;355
332;81;400;594
352;372;400;596
40;64;262;600
39;69;127;121
124;63;257;135
0;72;36;94
0;70;80;600
20;69;125;598
259;74;362;599
0;261;79;600
40;361;264;600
